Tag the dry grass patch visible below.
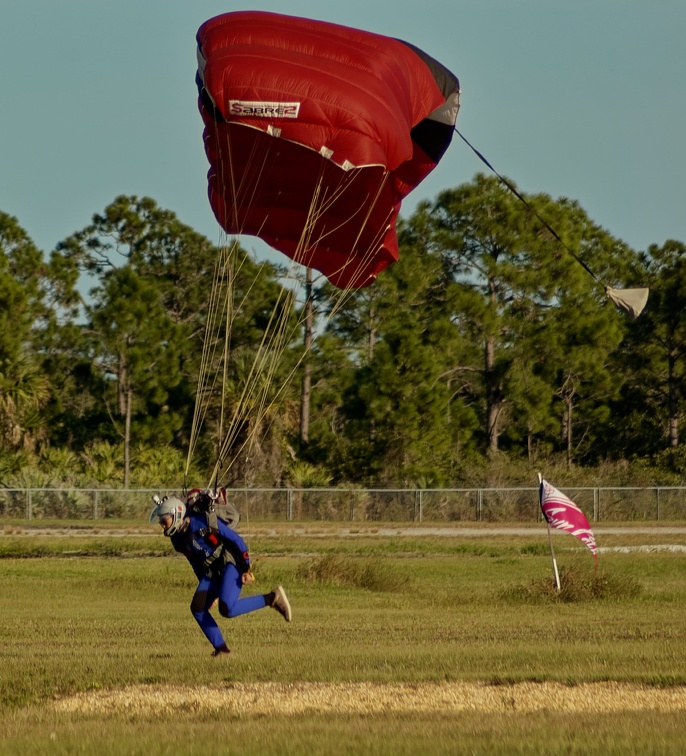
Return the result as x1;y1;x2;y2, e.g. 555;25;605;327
52;681;686;716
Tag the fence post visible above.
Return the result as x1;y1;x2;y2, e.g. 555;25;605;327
350;490;355;521
477;489;483;522
94;490;99;520
419;490;423;523
656;487;660;521
26;490;32;520
287;488;292;521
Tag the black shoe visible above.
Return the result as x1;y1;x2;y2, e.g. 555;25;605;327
211;643;230;657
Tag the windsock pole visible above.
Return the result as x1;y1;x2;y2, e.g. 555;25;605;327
539;473;561;592
546;520;562;592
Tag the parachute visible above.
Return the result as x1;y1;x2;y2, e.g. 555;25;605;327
188;12;645;496
196;11;460;289
186;13;459;489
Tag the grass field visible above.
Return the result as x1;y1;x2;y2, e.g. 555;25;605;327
1;522;686;754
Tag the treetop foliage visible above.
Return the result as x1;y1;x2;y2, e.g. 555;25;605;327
1;178;684;488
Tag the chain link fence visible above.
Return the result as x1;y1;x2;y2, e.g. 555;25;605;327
1;486;685;522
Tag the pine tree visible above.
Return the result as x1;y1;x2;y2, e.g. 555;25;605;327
0;212;53;453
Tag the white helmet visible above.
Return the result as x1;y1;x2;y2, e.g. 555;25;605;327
149;495;186;536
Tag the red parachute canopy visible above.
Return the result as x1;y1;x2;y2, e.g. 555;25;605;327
197;11;460;288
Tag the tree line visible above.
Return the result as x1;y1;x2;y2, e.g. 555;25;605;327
1;174;685;490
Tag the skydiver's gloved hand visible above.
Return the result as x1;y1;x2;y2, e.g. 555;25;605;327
242;569;255;585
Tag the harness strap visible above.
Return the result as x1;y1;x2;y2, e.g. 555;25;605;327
197;513;236;574
206;509;220;534
203;543;227;573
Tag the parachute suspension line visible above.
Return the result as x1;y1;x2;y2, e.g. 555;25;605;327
208;286;296;484
299;169;366;245
289;166;395;292
188;120;305;486
232;139;275;232
284;164;385;329
209;114;276;239
281;166;394;353
185;241;237;482
227;124;268;235
189;119;263;485
211;247;287;486
302;170;395;300
208;241;302;483
340;172;395;290
216;249;234;464
208;168;366;485
454;128;649;317
251;167;387;385
194;145;400;488
188;232;269;486
185;247;223;475
304;171;394;288
220;168;336;462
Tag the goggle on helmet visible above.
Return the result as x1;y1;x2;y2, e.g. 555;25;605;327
149;495;186;536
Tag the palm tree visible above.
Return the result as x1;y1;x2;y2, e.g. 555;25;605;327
0;355;50;453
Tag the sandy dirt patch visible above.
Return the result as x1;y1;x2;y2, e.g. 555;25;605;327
52;681;686;716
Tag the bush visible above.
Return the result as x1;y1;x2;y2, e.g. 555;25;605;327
296;554;409;592
501;564;643;603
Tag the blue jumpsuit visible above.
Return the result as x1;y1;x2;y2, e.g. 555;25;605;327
170;514;268;651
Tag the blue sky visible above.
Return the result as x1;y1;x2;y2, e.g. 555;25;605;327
2;0;684;264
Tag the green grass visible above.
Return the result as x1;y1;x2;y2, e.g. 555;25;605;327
2;710;686;755
1;527;686;753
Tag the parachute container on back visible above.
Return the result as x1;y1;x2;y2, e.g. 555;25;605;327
196;11;460;288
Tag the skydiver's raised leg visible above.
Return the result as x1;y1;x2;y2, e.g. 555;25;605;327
217;563;269;618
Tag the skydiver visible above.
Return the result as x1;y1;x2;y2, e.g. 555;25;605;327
149;493;291;656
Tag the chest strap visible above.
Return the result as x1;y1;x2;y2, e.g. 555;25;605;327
197;510;235;573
